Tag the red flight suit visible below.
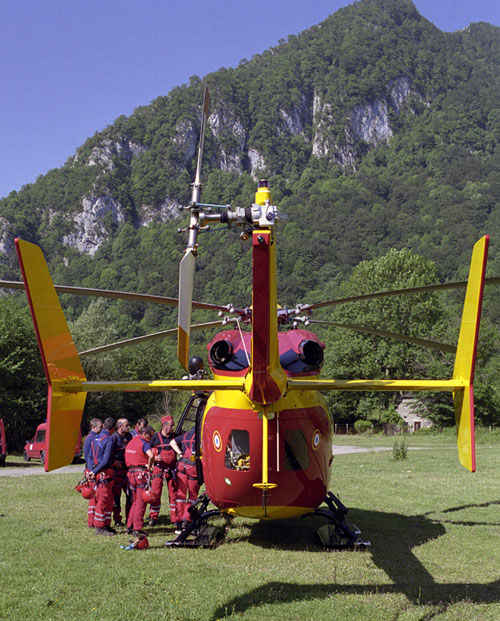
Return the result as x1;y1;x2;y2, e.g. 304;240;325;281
149;430;179;523
91;430;115;529
174;428;200;523
111;430;132;524
125;435;152;531
83;430;97;527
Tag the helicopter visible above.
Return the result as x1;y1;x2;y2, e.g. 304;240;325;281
5;86;494;548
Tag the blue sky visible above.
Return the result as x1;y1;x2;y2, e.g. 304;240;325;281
1;0;499;199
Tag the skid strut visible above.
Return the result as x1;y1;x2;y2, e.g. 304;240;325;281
164;494;226;548
314;492;370;550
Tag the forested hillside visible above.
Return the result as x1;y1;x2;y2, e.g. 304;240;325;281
1;0;500;446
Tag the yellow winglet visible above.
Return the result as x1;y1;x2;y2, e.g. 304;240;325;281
452;235;489;472
15;239;86;472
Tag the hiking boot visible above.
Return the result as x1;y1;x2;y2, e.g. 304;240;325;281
114;521;125;527
95;526;115;536
100;528;115;536
104;526;117;534
147;518;157;527
132;530;146;537
126;527;133;535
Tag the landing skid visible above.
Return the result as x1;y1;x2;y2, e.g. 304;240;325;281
164;491;370;550
314;491;370;550
164;494;228;548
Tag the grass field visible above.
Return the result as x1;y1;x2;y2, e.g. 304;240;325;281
2;433;500;620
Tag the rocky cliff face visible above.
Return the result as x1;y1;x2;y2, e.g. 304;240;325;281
312;76;426;169
63;194;125;256
137;198;182;228
77;138;148;170
0;217;11;256
278;94;311;137
62;75;428;256
208;104;247;173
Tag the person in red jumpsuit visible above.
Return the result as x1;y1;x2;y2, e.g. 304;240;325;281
83;418;103;528
88;417;116;536
111;418;132;527
125;425;154;536
147;415;179;527
170;426;199;532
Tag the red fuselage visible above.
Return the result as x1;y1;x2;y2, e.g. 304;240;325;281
201;329;332;519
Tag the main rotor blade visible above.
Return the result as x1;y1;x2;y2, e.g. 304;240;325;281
308;319;457;354
0;280;230;313
302;277;500;311
192;85;210;205
79;320;228;357
178;249;196;370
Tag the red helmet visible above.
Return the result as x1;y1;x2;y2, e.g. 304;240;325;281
142;488;159;504
81;484;95;500
134;535;149;550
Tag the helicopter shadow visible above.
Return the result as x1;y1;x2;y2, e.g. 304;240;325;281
421;499;500;526
211;505;500;619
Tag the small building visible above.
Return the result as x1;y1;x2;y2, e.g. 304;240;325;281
397;396;433;432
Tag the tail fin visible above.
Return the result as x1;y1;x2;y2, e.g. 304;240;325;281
15;239;86;472
452;235;489;472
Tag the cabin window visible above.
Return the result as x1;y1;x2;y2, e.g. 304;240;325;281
35;430;45;443
225;429;250;471
284;429;309;471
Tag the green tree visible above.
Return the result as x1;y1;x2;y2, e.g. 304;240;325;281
321;249;448;423
0;299;46;451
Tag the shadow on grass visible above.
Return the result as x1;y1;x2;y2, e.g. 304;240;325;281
422;500;500;526
2;459;42;468
211;506;500;619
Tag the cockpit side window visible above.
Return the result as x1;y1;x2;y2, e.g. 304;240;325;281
225;429;250;471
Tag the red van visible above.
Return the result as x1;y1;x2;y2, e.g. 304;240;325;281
23;422;82;465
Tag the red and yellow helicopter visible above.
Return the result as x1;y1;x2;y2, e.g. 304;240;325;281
6;87;492;547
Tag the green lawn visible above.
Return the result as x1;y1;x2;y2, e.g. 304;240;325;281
1;434;500;620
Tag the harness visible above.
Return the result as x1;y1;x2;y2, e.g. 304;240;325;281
153;431;176;468
128;468;150;491
96;470;114;486
92;431;113;470
177;429;197;478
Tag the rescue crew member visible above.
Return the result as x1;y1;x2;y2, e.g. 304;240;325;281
170;426;199;533
130;417;148;438
88;417;116;536
125;424;155;536
83;418;103;528
111;418;132;527
147;415;178;527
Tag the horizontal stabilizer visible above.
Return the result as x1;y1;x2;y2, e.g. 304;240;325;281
15;239;86;471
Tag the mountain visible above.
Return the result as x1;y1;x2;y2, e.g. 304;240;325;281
1;0;500;311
